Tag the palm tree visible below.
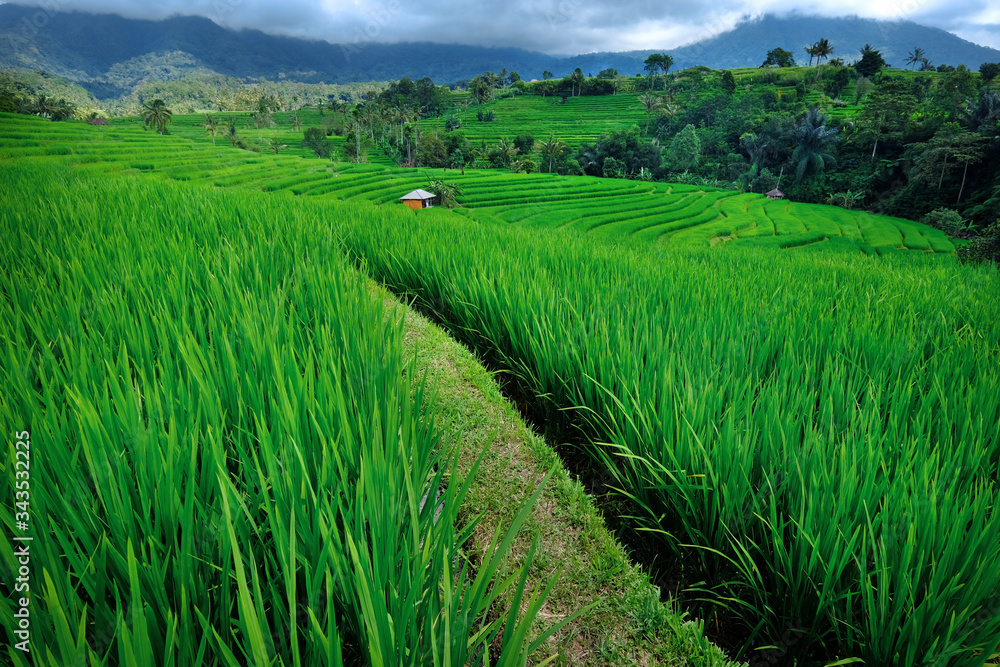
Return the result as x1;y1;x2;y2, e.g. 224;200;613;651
740;132;772;168
494;137;519;167
225;122;240;148
791;108;840;181
538;134;568;173
905;47;926;70
289;113;302;132
639;93;663;114
812;38;834;66
142;99;172;135
804;44;818;67
203;114;219;145
658;54;674;89
34;94;53;117
429;179;462;208
570;68;585;97
267;137;287;154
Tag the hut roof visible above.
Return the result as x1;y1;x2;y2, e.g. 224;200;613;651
400;189;436;201
766;188;785;199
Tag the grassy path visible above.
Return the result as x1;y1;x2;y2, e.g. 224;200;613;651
380;286;740;667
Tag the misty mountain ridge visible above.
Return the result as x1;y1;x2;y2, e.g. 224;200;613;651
1;3;998;99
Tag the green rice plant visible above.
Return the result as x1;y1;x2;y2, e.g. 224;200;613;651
0;163;569;666
331;207;1000;665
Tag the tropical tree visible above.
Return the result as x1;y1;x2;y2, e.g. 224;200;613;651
856;79;918;159
813;38;834;66
643;53;674;89
33;94;52;118
854;44;887;78
804;44;818;67
854;76;874;105
570;68;585;97
761;47;796;68
644;54;663;82
267;137;287;154
639;92;663;114
542;70;554;80
667;124;701;171
791;108;840;181
449;149;466;175
301;127;332;159
142;99;173;135
613;74;628;95
491;137;519;167
538;134;568;173
906;47;926;70
225;122;240;148
429;179;462;208
721;70;737;94
963;89;1000;137
740;132;773;169
289;113;302;132
203;114;219;145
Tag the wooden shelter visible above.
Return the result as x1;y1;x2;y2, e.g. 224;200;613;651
766;188;785;200
400;189;436;210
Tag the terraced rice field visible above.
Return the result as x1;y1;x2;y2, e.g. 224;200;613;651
417;94;649;150
4;111;998;667
0;111;956;259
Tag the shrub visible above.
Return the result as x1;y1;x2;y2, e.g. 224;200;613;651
956;219;1000;265
920;208;973;239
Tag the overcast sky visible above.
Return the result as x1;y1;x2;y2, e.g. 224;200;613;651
5;0;999;54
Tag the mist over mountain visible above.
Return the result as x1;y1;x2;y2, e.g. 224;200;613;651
1;3;997;99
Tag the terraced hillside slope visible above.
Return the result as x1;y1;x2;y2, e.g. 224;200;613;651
3;112;956;257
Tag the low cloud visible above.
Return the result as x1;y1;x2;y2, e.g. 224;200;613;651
4;0;998;52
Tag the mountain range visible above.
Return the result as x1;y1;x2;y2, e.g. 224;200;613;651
1;3;998;99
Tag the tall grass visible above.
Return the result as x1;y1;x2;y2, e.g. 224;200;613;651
0;164;568;666
334;209;1000;665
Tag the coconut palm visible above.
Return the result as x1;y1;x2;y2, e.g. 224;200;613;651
267;137;287;154
791;108;840;181
429;179;462;208
203;114;219;145
493;137;520;167
289;113;302;132
142;99;173;135
225;122;240;148
905;47;926;70
538;134;568;173
740;132;772;168
804;44;818;67
639;93;663;114
812;38;834;66
34;94;53;118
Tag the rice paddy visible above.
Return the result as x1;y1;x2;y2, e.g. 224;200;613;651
2;110;998;666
